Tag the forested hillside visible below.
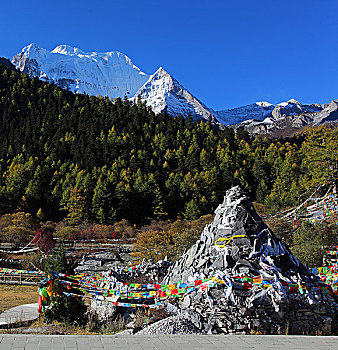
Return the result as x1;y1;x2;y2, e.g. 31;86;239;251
0;63;336;225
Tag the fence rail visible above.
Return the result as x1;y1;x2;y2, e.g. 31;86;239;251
0;272;42;285
0;241;135;253
62;242;134;251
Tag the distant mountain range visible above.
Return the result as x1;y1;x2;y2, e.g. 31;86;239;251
11;44;338;136
12;44;216;124
227;99;338;137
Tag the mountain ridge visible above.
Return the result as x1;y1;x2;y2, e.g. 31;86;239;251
12;43;219;123
12;43;150;99
133;66;217;122
11;43;338;136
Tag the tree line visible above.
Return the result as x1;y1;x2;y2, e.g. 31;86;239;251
0;62;336;226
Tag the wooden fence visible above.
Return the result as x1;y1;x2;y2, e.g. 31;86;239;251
0;272;42;286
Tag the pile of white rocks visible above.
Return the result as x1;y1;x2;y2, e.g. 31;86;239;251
95;259;173;287
74;250;135;274
90;259;172;323
161;186;338;335
135;315;201;335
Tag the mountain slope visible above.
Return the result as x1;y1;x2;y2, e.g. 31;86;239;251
11;44;338;133
233;99;338;137
133;67;217;122
12;43;150;99
12;44;219;122
0;57;16;70
215;102;275;125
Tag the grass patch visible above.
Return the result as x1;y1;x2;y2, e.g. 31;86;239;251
0;284;37;313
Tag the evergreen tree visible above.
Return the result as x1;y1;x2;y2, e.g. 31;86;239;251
61;187;87;226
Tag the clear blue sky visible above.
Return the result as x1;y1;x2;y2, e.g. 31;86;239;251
1;0;337;110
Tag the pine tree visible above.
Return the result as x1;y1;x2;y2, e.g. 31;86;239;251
61;187;87;226
153;187;168;220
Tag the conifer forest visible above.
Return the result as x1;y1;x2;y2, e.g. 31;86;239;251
0;63;336;227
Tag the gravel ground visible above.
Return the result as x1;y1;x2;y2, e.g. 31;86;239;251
135;316;202;335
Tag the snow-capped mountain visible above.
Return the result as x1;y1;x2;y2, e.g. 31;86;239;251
232;99;338;137
215;99;323;126
133;67;216;122
11;44;338;135
215;102;275;125
12;43;149;99
12;43;218;122
271;99;322;119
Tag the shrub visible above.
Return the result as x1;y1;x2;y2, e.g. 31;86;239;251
0;212;38;248
33;225;55;254
172;214;213;259
292;222;337;267
133;227;175;262
43;247;87;326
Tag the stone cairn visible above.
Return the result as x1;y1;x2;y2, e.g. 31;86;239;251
162;186;338;335
90;259;172;323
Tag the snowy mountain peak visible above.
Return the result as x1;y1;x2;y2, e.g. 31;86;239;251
134;66;217;122
287;98;301;105
13;43;150;99
216;102;275;125
155;66;165;72
256;101;273;107
154;66;170;75
12;43;219;123
277;98;302;107
25;43;40;52
19;43;49;60
149;67;175;84
51;44;85;56
50;45;144;73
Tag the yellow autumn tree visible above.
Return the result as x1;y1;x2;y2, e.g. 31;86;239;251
301;125;338;188
61;187;87;226
0;212;39;248
133;227;175;262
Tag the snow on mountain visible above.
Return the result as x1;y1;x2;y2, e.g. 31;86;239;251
216;99;324;126
271;99;322;119
12;44;219;122
132;67;217;122
311;100;338;124
218;98;338;137
232;99;338;137
12;43;150;99
215;102;275;125
10;44;338;134
256;101;273;107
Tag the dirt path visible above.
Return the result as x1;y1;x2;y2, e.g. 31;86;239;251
0;284;37;313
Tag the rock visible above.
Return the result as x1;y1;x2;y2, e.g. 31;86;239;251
185;252;195;268
162;186;338;335
87;186;338;336
195;257;206;269
134;315;202;335
212;255;225;269
166;302;179;316
180;295;191;309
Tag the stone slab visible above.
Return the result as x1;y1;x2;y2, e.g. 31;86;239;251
0;303;39;326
